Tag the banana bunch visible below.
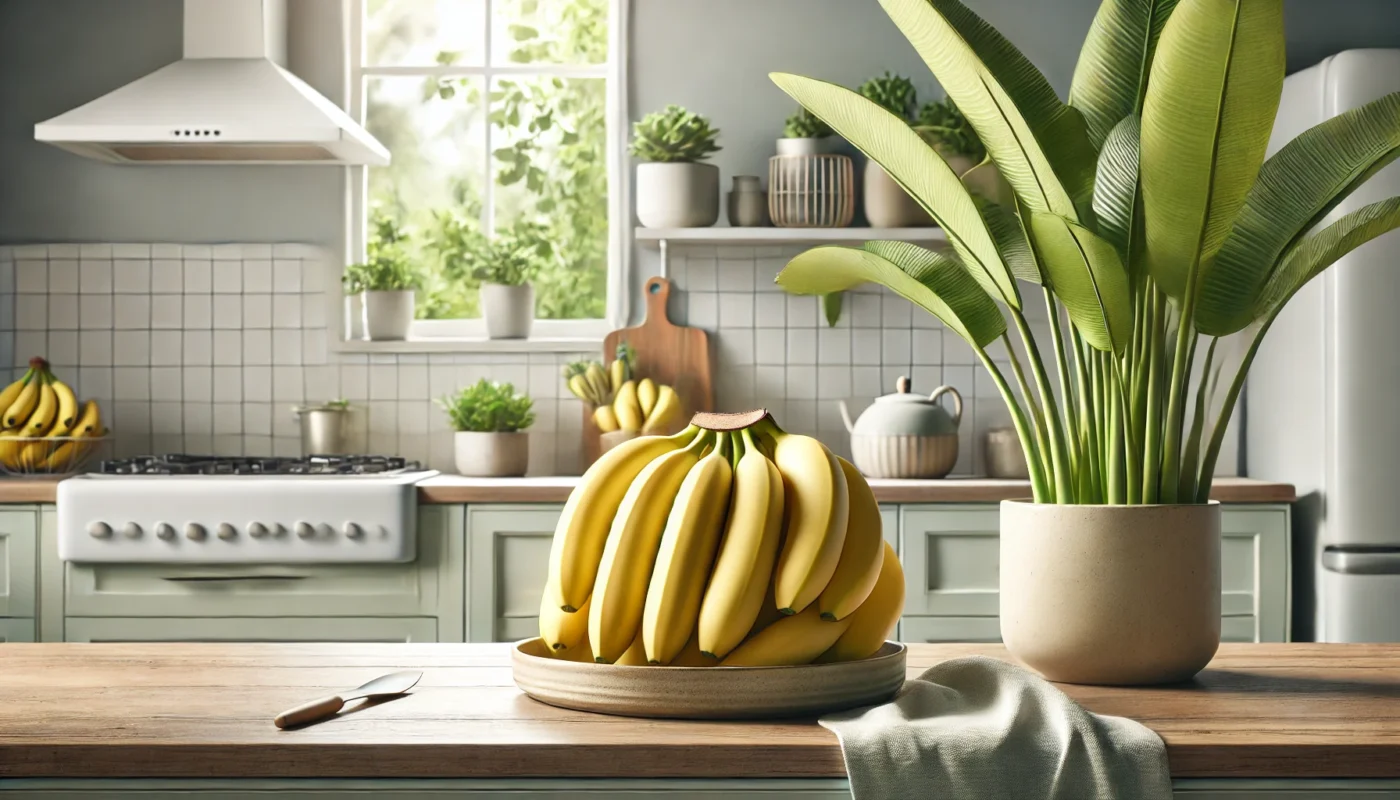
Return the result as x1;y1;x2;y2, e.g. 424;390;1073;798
539;411;904;668
563;343;639;407
0;357;105;473
593;377;683;436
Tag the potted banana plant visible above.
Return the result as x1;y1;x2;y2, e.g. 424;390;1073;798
631;105;723;229
774;0;1400;685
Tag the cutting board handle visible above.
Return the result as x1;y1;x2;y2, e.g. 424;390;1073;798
644;277;671;324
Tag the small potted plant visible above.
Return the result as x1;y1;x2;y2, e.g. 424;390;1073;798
437;379;535;477
345;210;419;341
477;220;552;340
776;106;834;156
631;105;723;229
914;97;1010;204
857;72;932;228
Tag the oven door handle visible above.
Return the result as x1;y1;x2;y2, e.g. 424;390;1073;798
160;574;310;583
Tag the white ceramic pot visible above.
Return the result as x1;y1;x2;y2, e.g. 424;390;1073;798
481;283;535;340
863;162;933;228
361;290;414;341
1000;501;1222;686
454;431;530;477
635;162;720;228
775;137;833;156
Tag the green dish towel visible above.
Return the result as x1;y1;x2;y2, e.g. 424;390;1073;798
820;656;1171;800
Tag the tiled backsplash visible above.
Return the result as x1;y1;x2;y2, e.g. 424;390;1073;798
0;241;1235;478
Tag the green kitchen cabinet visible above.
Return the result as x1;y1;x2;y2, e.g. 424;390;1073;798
0;507;37;618
466;505;564;643
62;616;438;643
0;617;34;642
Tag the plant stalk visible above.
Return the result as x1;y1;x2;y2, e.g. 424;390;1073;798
1044;289;1081;477
1003;334;1053;495
1178;337;1217;502
976;347;1050;502
1197;319;1274;502
1012;310;1075;503
1141;287;1166;503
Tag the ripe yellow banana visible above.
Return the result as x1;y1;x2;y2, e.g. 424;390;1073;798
613;380;643;432
609;358;628;393
641;384;682;435
0;431;24;471
818;457;885;621
23;373;57;435
642;434;733;665
720;604;853;667
766;424;849;615
817;541;905;663
0;370;32;421
539;591;590;654
71;399;102;436
546;426;698;613
567;374;593;403
49;377;78;435
588;432;710;663
585;362;611;404
3;372;39;429
637;378;658;418
614;629;650;666
668;633;717;667
593;404;620;433
698;428;785;659
554;634;596;663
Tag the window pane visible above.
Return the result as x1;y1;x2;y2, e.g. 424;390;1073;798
491;0;608;66
366;0;486;66
490;75;608;320
365;76;487;319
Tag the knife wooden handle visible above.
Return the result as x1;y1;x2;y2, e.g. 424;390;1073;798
274;695;345;729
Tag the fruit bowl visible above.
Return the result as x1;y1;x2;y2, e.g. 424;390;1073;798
511;637;907;720
0;435;110;477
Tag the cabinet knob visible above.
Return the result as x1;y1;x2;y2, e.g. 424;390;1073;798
88;521;113;539
185;522;207;541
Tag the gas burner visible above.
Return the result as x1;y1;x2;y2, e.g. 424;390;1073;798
96;454;422;476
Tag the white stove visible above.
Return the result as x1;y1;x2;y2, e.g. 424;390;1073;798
56;455;438;564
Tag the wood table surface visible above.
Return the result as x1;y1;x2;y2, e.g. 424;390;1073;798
0;643;1390;780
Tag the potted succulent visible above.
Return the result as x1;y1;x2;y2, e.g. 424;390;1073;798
438;379;535;477
914;97;1010;205
774;0;1400;685
344;210;419;341
777;106;834;156
631;105;723;228
857;72;932;228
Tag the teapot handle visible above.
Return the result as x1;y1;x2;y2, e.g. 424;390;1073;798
839;400;856;434
928;385;963;427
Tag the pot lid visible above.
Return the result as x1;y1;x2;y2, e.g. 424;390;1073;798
840;376;962;437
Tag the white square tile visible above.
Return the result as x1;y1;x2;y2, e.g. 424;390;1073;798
112;331;150;366
44;244;77;258
340;364;369;400
755;328;786;365
15;295;45;330
151;259;182;291
786;294;817;327
13;332;45;367
818;328;851;365
243;260;273;292
112;243;150;259
243;402;273;435
242;366;272;402
882;329;912;365
79;259;113;293
77;295;112;328
0;260;12;295
274;259;302;293
852;365;882;395
183;245;212;260
397;401;429;433
686;257;717;291
754;293;786;328
151;295;182;329
243;294;273;328
183;404;213;435
214;403;243;435
368;364;398;400
786;365;817;399
755;257;785;292
76;366;112;399
113;295;151;329
114;368;150;400
368;400;397;432
527;363;560;399
273;366;303;402
210;244;241;260
301;294;327;329
183;330;213;365
786;329;816;365
152;244;182;259
718;292;755;328
153;368;184;402
113;259;151;293
113;402;151;435
881;292;913;327
910;366;943;395
302;258;327;292
78;331;111;365
912;305;941;329
150;401;183;434
817;366;853;399
150;332;183;367
213;366;242;400
272;329;302;365
717;259;754;292
912;328;943;365
15;261;46;293
184;259;213;293
49;259;79;293
302;329;327;365
183;294;212;329
851;294;883;328
941;366;975;405
687;292;718;329
213;330;242;365
183;367;213;402
784;398;818;433
397;364;429;399
242;330;272;365
47;331;77;367
943;333;978;365
717;328;755;367
212;294;242;329
241;244;273;259
213;260;242;293
272;294;302;328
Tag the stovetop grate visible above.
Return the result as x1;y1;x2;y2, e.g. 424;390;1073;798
96;454;423;476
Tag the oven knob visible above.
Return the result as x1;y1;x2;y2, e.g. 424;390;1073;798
122;522;143;539
155;522;177;541
217;523;238;541
296;521;315;539
344;522;364;540
272;523;288;538
185;523;207;541
87;521;113;539
248;522;269;539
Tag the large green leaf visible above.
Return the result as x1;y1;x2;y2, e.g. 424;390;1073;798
777;243;1007;346
878;0;1096;220
823;292;844;327
1069;0;1180;148
1140;0;1284;300
770;73;1019;308
1029;213;1133;353
979;197;1042;284
1256;197;1400;319
1091;115;1143;283
1197;92;1400;335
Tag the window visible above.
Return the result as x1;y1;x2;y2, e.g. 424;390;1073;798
350;0;626;343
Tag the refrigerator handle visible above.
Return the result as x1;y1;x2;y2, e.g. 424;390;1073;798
1322;549;1400;575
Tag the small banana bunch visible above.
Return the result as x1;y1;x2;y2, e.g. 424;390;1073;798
563;344;684;437
0;357;106;474
538;410;905;668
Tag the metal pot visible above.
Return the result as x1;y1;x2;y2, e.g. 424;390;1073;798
293;403;353;456
984;426;1030;479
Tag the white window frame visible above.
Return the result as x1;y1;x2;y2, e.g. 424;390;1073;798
341;0;630;351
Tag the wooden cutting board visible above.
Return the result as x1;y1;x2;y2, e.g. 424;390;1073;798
580;277;714;466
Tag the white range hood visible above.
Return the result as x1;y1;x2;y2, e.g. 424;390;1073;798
34;0;389;166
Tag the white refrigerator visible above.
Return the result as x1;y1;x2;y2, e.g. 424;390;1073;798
1248;49;1400;642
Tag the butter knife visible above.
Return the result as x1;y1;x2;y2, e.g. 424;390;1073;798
274;670;422;729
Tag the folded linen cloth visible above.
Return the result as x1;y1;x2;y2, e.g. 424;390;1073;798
820;656;1171;800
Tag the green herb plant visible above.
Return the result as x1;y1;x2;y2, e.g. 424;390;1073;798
344;207;419;293
629;105;722;163
431;217;555;288
914;97;984;162
438;379;536;433
773;0;1400;506
783;107;833;139
858;72;917;121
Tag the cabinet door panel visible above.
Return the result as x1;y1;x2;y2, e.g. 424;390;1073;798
1221;616;1259;643
0;509;37;617
1;617;34;642
899;506;1001;616
467;505;564;643
1219;508;1290;643
899;615;1002;644
63;616;436;643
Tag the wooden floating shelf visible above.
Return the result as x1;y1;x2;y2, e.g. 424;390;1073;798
634;227;948;247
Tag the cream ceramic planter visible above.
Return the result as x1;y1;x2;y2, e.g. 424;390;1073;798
454;431;530;477
481;283;534;340
1000;501;1221;686
362;290;415;341
635;162;720;228
863;162;932;228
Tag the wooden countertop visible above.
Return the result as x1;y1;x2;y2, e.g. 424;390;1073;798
416;475;1297;504
0;643;1389;780
0;478;63;504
